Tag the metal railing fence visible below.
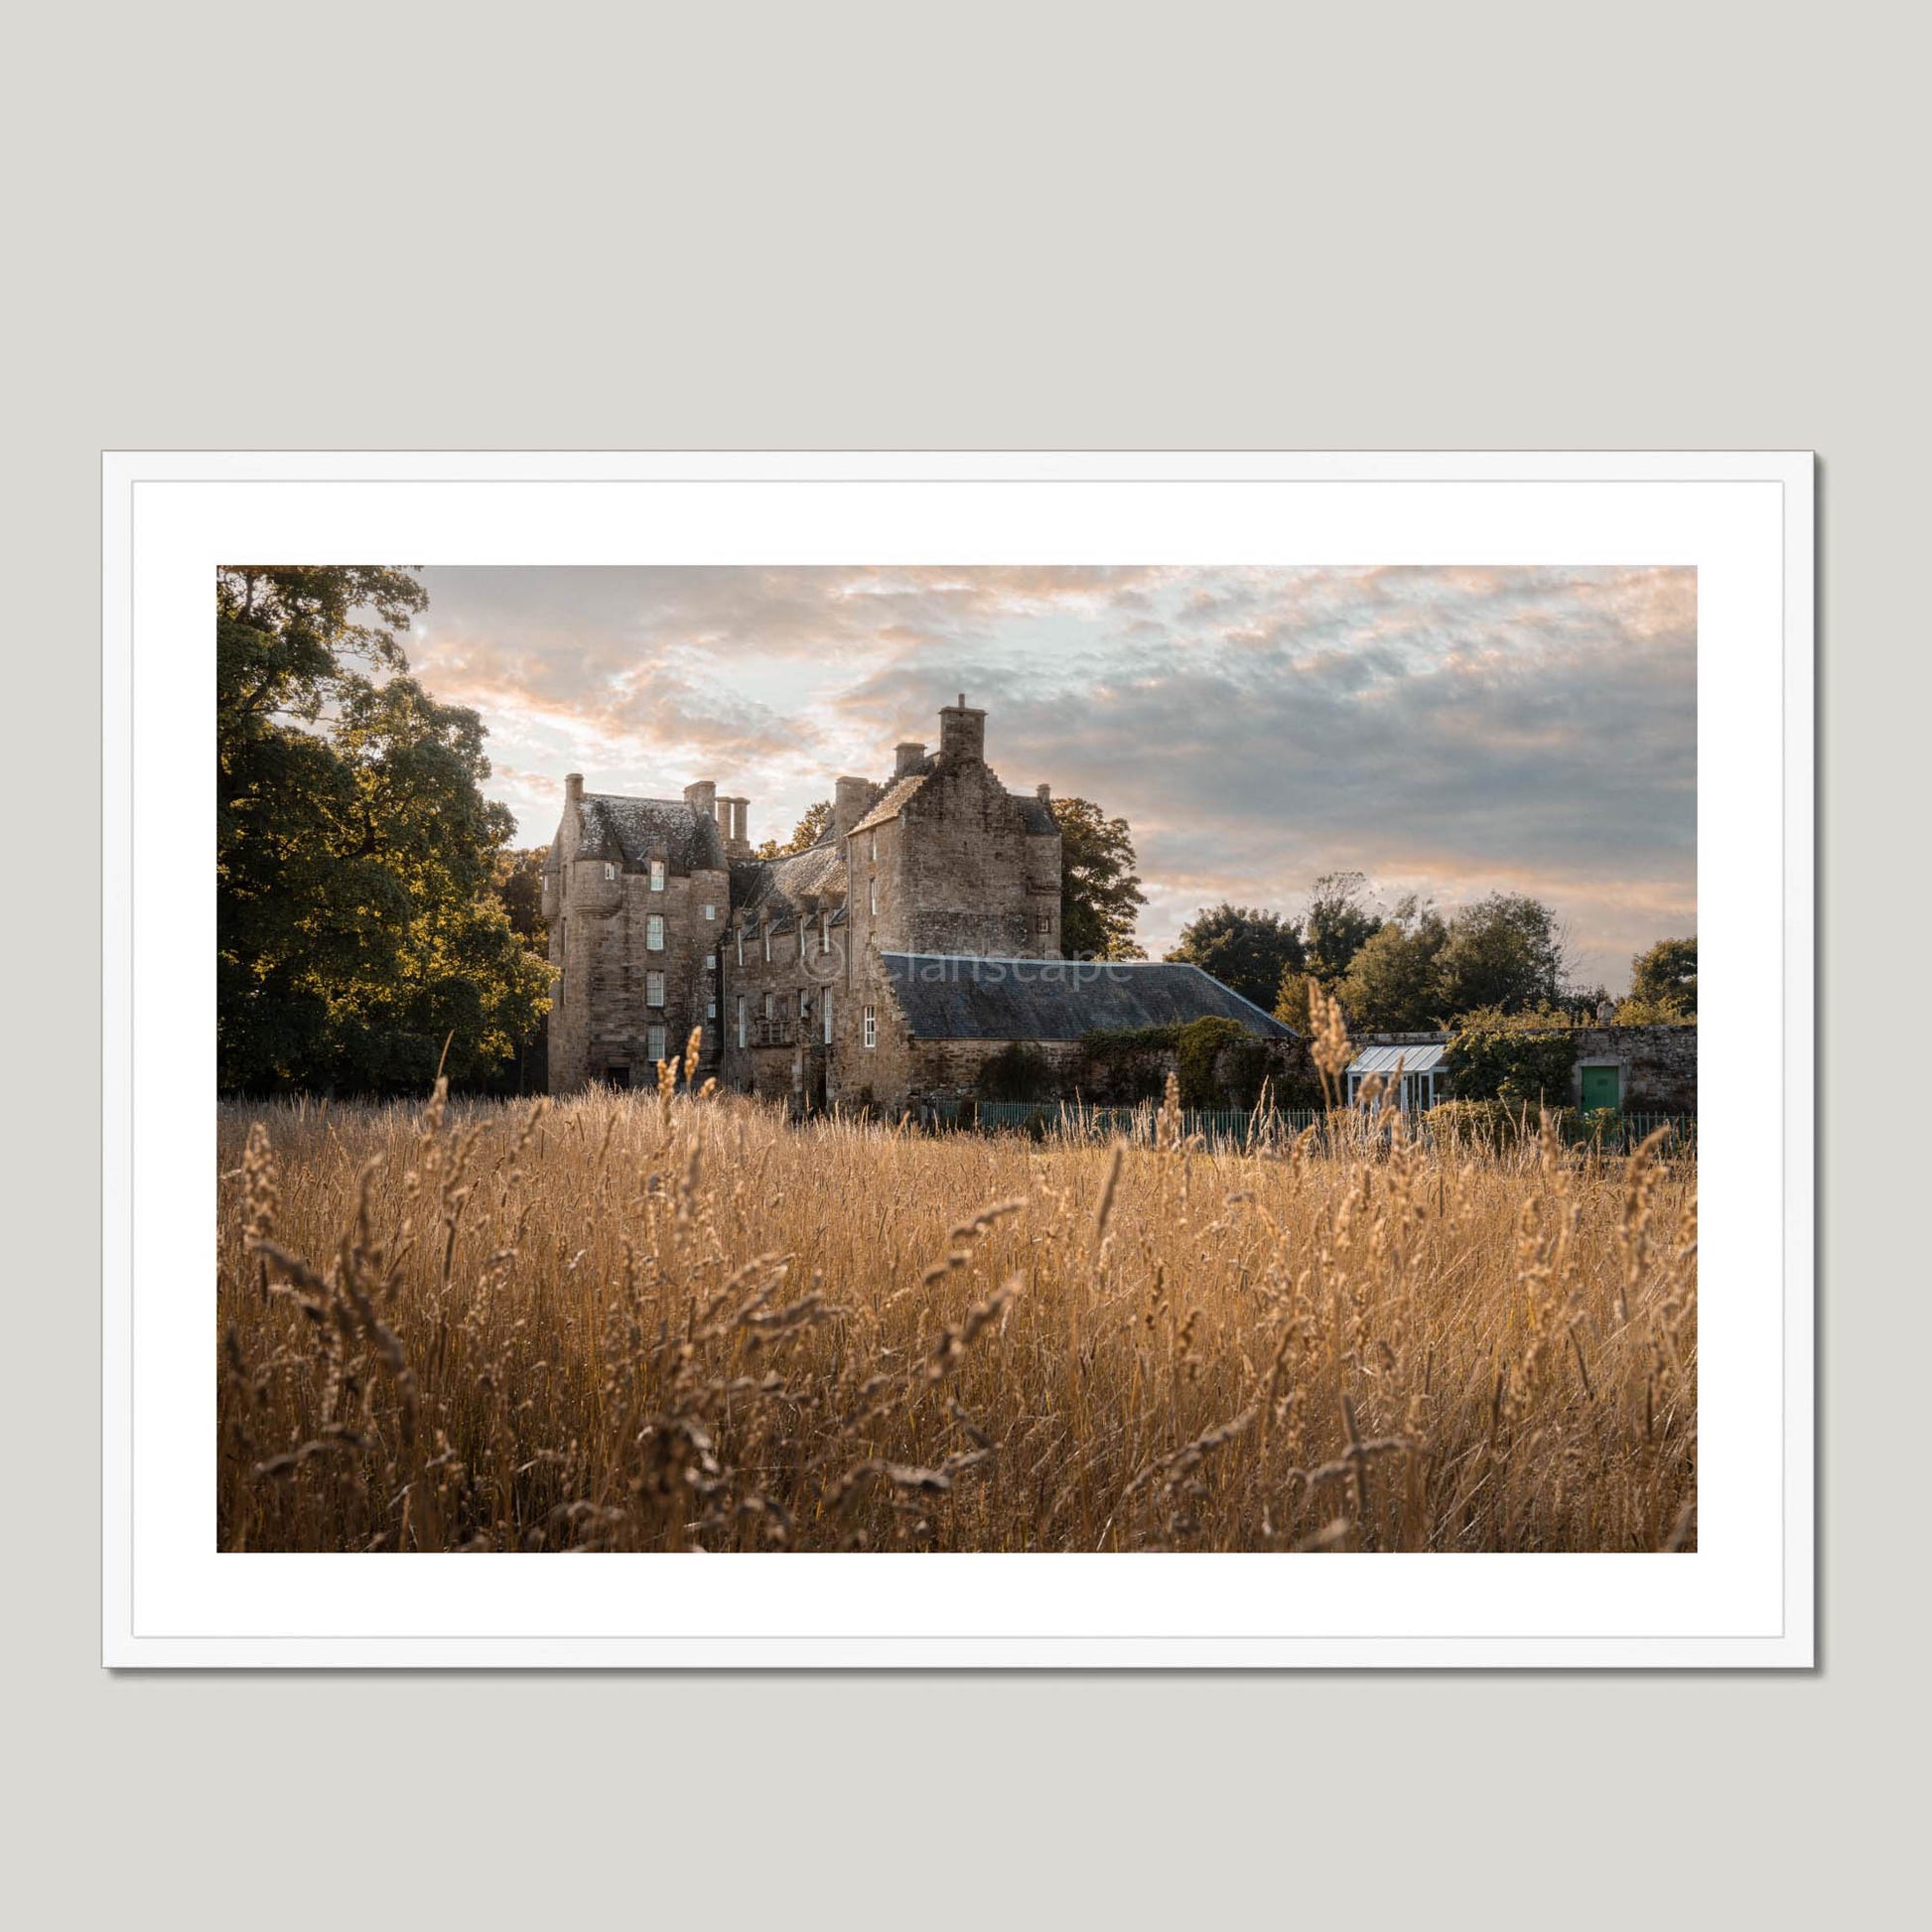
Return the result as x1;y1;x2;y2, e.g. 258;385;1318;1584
947;1097;1695;1156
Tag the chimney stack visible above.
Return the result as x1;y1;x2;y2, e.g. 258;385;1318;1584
936;694;986;769
895;740;926;778
1035;781;1051;803
720;796;749;854
565;772;584;808
833;775;874;840
683;778;718;822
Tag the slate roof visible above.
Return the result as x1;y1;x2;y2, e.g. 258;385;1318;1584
879;954;1297;1042
1019;793;1057;836
732;839;849;926
573;794;729;874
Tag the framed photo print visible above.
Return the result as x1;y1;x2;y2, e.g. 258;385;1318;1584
103;450;1813;1666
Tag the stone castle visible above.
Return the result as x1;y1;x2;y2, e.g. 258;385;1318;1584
542;696;1292;1110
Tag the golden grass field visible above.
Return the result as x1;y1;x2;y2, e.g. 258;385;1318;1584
217;1046;1696;1555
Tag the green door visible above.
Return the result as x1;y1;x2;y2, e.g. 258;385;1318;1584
1580;1064;1621;1115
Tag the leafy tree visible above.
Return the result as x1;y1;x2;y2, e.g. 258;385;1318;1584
1304;871;1380;984
483;845;554;1095
1167;903;1304;1010
1337;897;1449;1031
1615;994;1694;1027
1052;796;1148;960
1627;936;1697;1017
218;566;424;729
1436;892;1572;1018
491;846;550;947
756;800;833;859
1559;982;1613;1023
1274;968;1314;1034
218;566;551;1093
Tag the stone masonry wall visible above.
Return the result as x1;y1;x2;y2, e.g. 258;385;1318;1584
828;954;913;1108
1569;1024;1699;1114
566;864;727;1087
546;798;727;1090
845;755;1058;968
718;915;840;1094
909;1036;1087;1104
839;1031;1309;1114
897;760;1058;957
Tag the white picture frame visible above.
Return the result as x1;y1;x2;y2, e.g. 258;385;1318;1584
102;450;1813;1668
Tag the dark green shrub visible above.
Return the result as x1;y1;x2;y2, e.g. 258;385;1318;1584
1447;1009;1581;1105
1175;1016;1248;1107
1080;1025;1185;1055
1078;1020;1283;1108
1215;1035;1274;1109
977;1041;1055;1102
1262;1069;1327;1111
1077;1024;1181;1102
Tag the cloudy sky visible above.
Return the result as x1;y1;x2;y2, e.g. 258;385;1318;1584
408;565;1695;992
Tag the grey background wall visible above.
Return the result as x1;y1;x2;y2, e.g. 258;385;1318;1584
6;2;1923;1926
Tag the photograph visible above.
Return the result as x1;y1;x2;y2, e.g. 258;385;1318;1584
215;560;1700;1558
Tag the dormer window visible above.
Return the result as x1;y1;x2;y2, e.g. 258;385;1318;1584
649;858;666;893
